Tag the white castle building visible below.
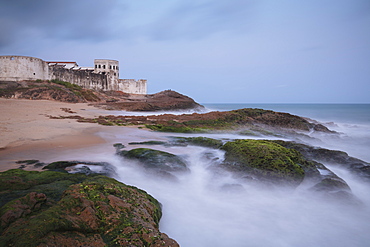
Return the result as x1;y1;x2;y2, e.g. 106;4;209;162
0;55;147;94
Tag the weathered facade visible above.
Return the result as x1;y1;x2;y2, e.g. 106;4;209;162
0;55;147;94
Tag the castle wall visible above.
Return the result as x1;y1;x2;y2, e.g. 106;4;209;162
0;56;49;81
0;55;147;94
49;66;108;91
118;79;147;94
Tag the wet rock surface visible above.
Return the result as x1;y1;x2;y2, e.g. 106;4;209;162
43;160;116;176
117;148;189;180
271;140;370;182
52;107;337;136
0;169;179;247
220;139;306;186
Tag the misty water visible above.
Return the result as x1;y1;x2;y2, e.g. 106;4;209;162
42;104;370;246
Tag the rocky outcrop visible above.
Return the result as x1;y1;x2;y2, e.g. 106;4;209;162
0;169;179;247
271;140;370;182
52;107;335;135
159;137;355;198
1;80;203;111
42;160;116;176
216;139;358;201
117;148;189;181
220;139;306;186
93;90;204;111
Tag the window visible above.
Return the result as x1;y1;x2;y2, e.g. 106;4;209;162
117;66;119;70
114;73;116;76
103;65;106;69
110;65;112;69
95;65;97;68
98;65;101;68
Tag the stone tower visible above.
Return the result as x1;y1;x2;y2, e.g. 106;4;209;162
94;59;119;90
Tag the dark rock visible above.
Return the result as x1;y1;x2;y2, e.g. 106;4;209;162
113;143;125;152
170;136;224;149
43;161;115;176
220;183;245;193
14;160;46;169
15;160;40;165
94;90;204;111
218;139;359;201
128;140;167;146
311;177;350;192
271;140;370;181
0;169;179;247
117;148;189;174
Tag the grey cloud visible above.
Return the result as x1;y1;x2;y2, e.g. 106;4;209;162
146;0;257;41
0;0;125;48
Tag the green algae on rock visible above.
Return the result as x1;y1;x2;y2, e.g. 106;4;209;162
271;140;370;182
42;160;115;176
117;148;189;173
0;169;178;247
170;136;224;149
221;139;306;186
49;107;335;136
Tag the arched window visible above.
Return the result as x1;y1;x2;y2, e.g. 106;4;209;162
110;65;112;69
103;65;106;69
98;65;101;68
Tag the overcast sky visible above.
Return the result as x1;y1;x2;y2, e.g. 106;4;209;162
1;0;369;103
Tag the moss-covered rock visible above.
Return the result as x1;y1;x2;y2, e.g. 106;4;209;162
145;124;207;133
221;139;306;186
43;161;115;176
0;169;178;247
170;136;224;149
271;140;370;181
142;108;335;133
118;148;189;173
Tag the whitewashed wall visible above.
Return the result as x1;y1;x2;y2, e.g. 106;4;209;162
118;79;147;94
0;56;49;81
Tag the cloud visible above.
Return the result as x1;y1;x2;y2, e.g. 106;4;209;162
0;0;124;48
145;0;257;41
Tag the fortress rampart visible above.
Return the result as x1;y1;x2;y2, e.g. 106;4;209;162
0;56;49;81
0;55;147;94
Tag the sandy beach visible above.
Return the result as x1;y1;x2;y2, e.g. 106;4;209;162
0;98;111;171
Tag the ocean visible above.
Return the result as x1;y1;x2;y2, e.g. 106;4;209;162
15;104;370;246
203;103;370;124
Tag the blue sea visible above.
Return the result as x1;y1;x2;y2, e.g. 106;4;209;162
203;103;370;124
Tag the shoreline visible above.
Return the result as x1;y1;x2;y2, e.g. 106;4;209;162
0;98;112;171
